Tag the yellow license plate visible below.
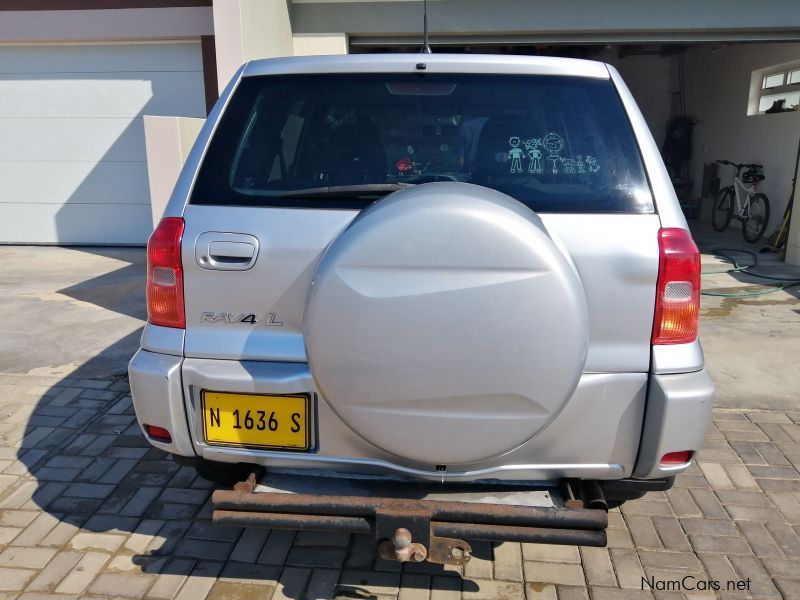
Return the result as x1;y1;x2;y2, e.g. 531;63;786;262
201;391;310;450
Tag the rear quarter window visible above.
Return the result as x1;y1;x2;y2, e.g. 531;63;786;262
191;72;654;213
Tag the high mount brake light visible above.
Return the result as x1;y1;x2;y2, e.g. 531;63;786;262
147;217;185;329
652;228;700;345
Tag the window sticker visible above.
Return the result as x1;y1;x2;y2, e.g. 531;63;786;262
508;137;525;173
504;133;600;175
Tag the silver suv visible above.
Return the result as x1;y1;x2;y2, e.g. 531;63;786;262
129;54;713;563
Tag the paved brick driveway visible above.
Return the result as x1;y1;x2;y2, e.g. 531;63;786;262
1;373;800;599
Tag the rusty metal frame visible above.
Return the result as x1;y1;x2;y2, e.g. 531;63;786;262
212;478;608;564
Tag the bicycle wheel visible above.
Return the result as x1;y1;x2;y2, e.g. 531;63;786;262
742;193;770;243
712;187;734;231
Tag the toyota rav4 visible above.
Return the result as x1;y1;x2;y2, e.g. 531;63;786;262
129;54;713;564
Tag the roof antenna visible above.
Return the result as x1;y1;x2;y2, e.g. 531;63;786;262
421;0;432;54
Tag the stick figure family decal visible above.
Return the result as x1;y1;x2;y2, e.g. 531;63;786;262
506;134;600;175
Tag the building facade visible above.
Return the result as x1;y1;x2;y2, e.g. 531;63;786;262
1;0;799;261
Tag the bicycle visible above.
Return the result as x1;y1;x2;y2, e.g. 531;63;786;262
712;160;771;243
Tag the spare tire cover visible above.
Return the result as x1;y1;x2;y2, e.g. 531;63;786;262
305;182;588;465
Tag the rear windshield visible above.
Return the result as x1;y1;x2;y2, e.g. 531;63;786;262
191;73;654;213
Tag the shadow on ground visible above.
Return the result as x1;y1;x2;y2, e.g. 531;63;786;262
9;247;492;598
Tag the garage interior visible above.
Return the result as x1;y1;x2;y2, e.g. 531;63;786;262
352;39;800;245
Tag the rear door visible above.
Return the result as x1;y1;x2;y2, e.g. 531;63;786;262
181;69;660;373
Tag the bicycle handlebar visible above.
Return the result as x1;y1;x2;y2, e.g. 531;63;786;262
717;159;763;169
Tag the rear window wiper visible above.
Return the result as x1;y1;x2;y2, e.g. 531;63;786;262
277;183;416;199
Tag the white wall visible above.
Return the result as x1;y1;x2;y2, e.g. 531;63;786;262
600;50;678;146
684;42;800;230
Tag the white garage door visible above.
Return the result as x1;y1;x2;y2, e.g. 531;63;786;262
0;42;206;244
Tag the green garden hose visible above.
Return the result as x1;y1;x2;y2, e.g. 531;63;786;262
700;248;800;298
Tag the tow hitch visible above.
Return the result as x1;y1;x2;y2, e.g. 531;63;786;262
212;472;608;566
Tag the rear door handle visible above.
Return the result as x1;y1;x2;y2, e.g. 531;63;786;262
195;232;259;271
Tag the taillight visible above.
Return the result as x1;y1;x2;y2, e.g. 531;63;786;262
145;424;172;443
147;217;185;329
652;228;700;345
661;450;693;465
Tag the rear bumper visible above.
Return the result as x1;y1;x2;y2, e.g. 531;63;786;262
632;368;714;479
128;349;710;482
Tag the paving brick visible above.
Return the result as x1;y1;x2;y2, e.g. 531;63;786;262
257;530;296;566
144;558;195;600
46;496;103;515
679;517;737;537
717;489;774;506
0;546;57;568
728;554;780;597
701;460;742;488
157;488;208;505
736;521;783;557
33;468;82;482
185;521;241;543
664;488;701;517
76;458;116;482
145;520;191;557
174;561;223;600
619;500;672;517
688;534;750;554
608;548;645;590
756;477;800;492
338;570;400;598
0;567;36;591
725;504;784;522
606;527;634;549
590;586;654;599
228;528;268;564
624;516;661;549
722;464;759;490
118;487;161;517
751;442;791;466
748;464;800;479
69;532;126;552
554;586;589;600
523;560;585;587
717;419;760;431
10;512;60;547
651;516;690;552
728;441;768;465
55;552;110;594
747;412;792;424
579;547;616;586
763;558;800;579
757;423;794;444
768;492;800;522
721;429;769;443
698;554;739;589
637;551;702;572
398;574;430;600
25;551;82;592
174;539;234;562
461;579;525;600
286;545;347;569
82;514;139;534
343;534;374;570
764;521;800;557
0;526;21;544
492;541;523;582
88;573;155;598
521;543;580;563
688;489;728;519
0;510;37;528
774;579;800;600
463;541;492;580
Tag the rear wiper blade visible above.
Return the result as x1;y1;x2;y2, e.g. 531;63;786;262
277;183;415;199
